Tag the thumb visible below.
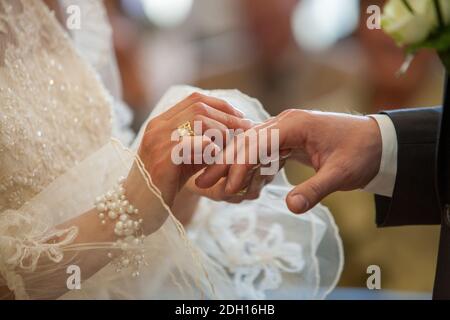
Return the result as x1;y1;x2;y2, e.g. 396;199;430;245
286;167;340;214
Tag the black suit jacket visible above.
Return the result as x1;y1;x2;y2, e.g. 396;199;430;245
375;77;450;299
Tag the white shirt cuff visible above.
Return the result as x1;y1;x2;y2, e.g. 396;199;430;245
363;114;398;197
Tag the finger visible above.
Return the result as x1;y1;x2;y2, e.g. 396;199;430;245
195;161;229;189
195;130;243;188
223;172;255;202
177;135;220;168
195;95;245;118
196;129;257;189
190;116;230;144
161;92;245;120
225;164;254;194
286;166;340;214
180;102;253;131
244;171;265;200
225;130;276;194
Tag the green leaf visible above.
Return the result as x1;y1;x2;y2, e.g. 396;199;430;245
406;25;450;54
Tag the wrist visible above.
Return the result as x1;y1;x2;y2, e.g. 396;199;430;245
124;165;171;234
364;116;383;184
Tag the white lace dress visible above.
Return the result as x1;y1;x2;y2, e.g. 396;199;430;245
0;0;343;300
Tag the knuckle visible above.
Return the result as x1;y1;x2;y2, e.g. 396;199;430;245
308;180;323;199
192;102;208;116
280;108;308;120
145;118;157;132
226;115;236;127
218;98;231;109
188;92;204;102
193;113;206;121
280;108;297;116
141;131;154;150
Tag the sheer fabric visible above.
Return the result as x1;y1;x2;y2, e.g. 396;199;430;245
0;0;343;300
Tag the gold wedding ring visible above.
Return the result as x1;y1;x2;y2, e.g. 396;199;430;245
235;187;248;196
177;121;195;137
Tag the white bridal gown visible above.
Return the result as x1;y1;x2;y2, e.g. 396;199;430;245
0;0;343;300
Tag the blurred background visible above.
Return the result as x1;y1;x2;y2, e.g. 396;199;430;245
104;0;445;298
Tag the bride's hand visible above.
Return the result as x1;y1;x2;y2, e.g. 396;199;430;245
137;93;252;207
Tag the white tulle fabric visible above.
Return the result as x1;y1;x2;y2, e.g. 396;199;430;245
0;0;343;300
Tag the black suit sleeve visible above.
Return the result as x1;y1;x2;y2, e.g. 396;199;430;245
375;106;442;227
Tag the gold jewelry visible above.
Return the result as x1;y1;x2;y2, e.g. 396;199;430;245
177;121;195;137
235;187;248;196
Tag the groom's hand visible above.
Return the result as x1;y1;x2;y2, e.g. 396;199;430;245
196;109;382;214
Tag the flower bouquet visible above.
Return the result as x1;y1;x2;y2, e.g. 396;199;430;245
382;0;450;71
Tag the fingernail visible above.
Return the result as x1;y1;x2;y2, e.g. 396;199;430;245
195;175;207;188
290;194;309;213
244;119;255;127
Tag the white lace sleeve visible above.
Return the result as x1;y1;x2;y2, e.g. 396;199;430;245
0;1;236;300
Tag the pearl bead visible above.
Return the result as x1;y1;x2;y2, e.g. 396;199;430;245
108;202;117;210
96;203;106;212
96;178;146;278
108;211;118;220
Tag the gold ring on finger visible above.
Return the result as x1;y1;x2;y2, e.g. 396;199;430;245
177;121;195;137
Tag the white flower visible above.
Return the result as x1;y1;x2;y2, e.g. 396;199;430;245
382;0;449;46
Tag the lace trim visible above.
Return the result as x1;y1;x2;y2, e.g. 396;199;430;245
194;210;305;299
0;209;78;299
